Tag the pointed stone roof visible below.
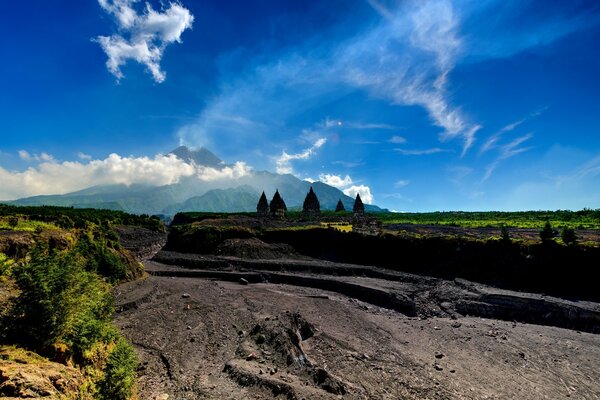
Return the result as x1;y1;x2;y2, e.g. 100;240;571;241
269;189;287;218
302;187;320;215
353;193;365;214
256;191;269;217
335;199;346;212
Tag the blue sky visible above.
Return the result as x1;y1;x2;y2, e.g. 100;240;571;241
1;0;599;211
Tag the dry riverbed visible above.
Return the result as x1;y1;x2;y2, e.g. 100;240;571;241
114;266;600;400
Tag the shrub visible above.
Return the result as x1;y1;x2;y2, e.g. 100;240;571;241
97;338;138;400
500;225;511;244
539;221;554;242
8;217;19;229
561;226;577;245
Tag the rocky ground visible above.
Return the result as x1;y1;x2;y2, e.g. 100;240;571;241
114;252;600;400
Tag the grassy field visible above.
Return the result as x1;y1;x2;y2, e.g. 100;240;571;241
372;209;600;229
173;209;600;230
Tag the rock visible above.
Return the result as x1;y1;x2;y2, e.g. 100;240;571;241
434;363;443;371
435;352;445;359
256;334;267;344
157;394;169;400
246;352;257;361
451;321;462;328
518;352;526;359
182;293;191;298
239;278;249;285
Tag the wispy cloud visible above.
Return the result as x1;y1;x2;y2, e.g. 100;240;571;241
178;0;480;158
331;160;363;168
322;117;399;130
19;150;54;162
96;0;194;83
275;138;327;174
394;179;410;188
389;135;407;144
482;133;534;182
77;152;92;161
480;108;545;155
395;147;450;156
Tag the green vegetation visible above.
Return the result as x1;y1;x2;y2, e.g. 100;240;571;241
540;221;555;242
0;203;165;231
0;205;155;399
373;209;600;229
561;226;578;245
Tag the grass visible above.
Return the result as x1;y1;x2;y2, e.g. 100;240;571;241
0;217;59;232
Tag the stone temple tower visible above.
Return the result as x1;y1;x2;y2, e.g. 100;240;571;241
269;189;287;219
353;193;365;215
256;191;269;218
302;187;320;220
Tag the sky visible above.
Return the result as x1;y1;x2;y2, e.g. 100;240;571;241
1;0;600;211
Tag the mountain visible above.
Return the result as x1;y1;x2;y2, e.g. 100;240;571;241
163;185;260;213
9;147;385;215
170;146;223;168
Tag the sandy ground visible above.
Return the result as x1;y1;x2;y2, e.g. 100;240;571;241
114;268;600;400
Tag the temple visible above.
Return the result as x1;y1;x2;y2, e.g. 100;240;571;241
335;199;345;212
256;191;269;218
269;189;287;219
353;193;365;215
302;187;320;219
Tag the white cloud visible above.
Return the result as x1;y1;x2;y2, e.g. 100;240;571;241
195;161;252;182
394;179;410;188
389;135;407;144
318;173;353;189
275;138;327;174
317;173;374;204
96;0;194;83
0;153;196;200
343;185;373;204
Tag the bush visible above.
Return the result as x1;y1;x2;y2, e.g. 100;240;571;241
539;221;554;242
3;249;113;357
97;338;138;400
561;227;577;245
500;225;511;244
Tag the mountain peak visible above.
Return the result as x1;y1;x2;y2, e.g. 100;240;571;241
171;146;223;168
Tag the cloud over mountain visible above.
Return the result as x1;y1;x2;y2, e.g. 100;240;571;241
0;153;196;200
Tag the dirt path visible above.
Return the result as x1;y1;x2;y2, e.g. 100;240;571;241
114;267;600;400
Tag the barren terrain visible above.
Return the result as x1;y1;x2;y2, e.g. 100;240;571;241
113;229;600;399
